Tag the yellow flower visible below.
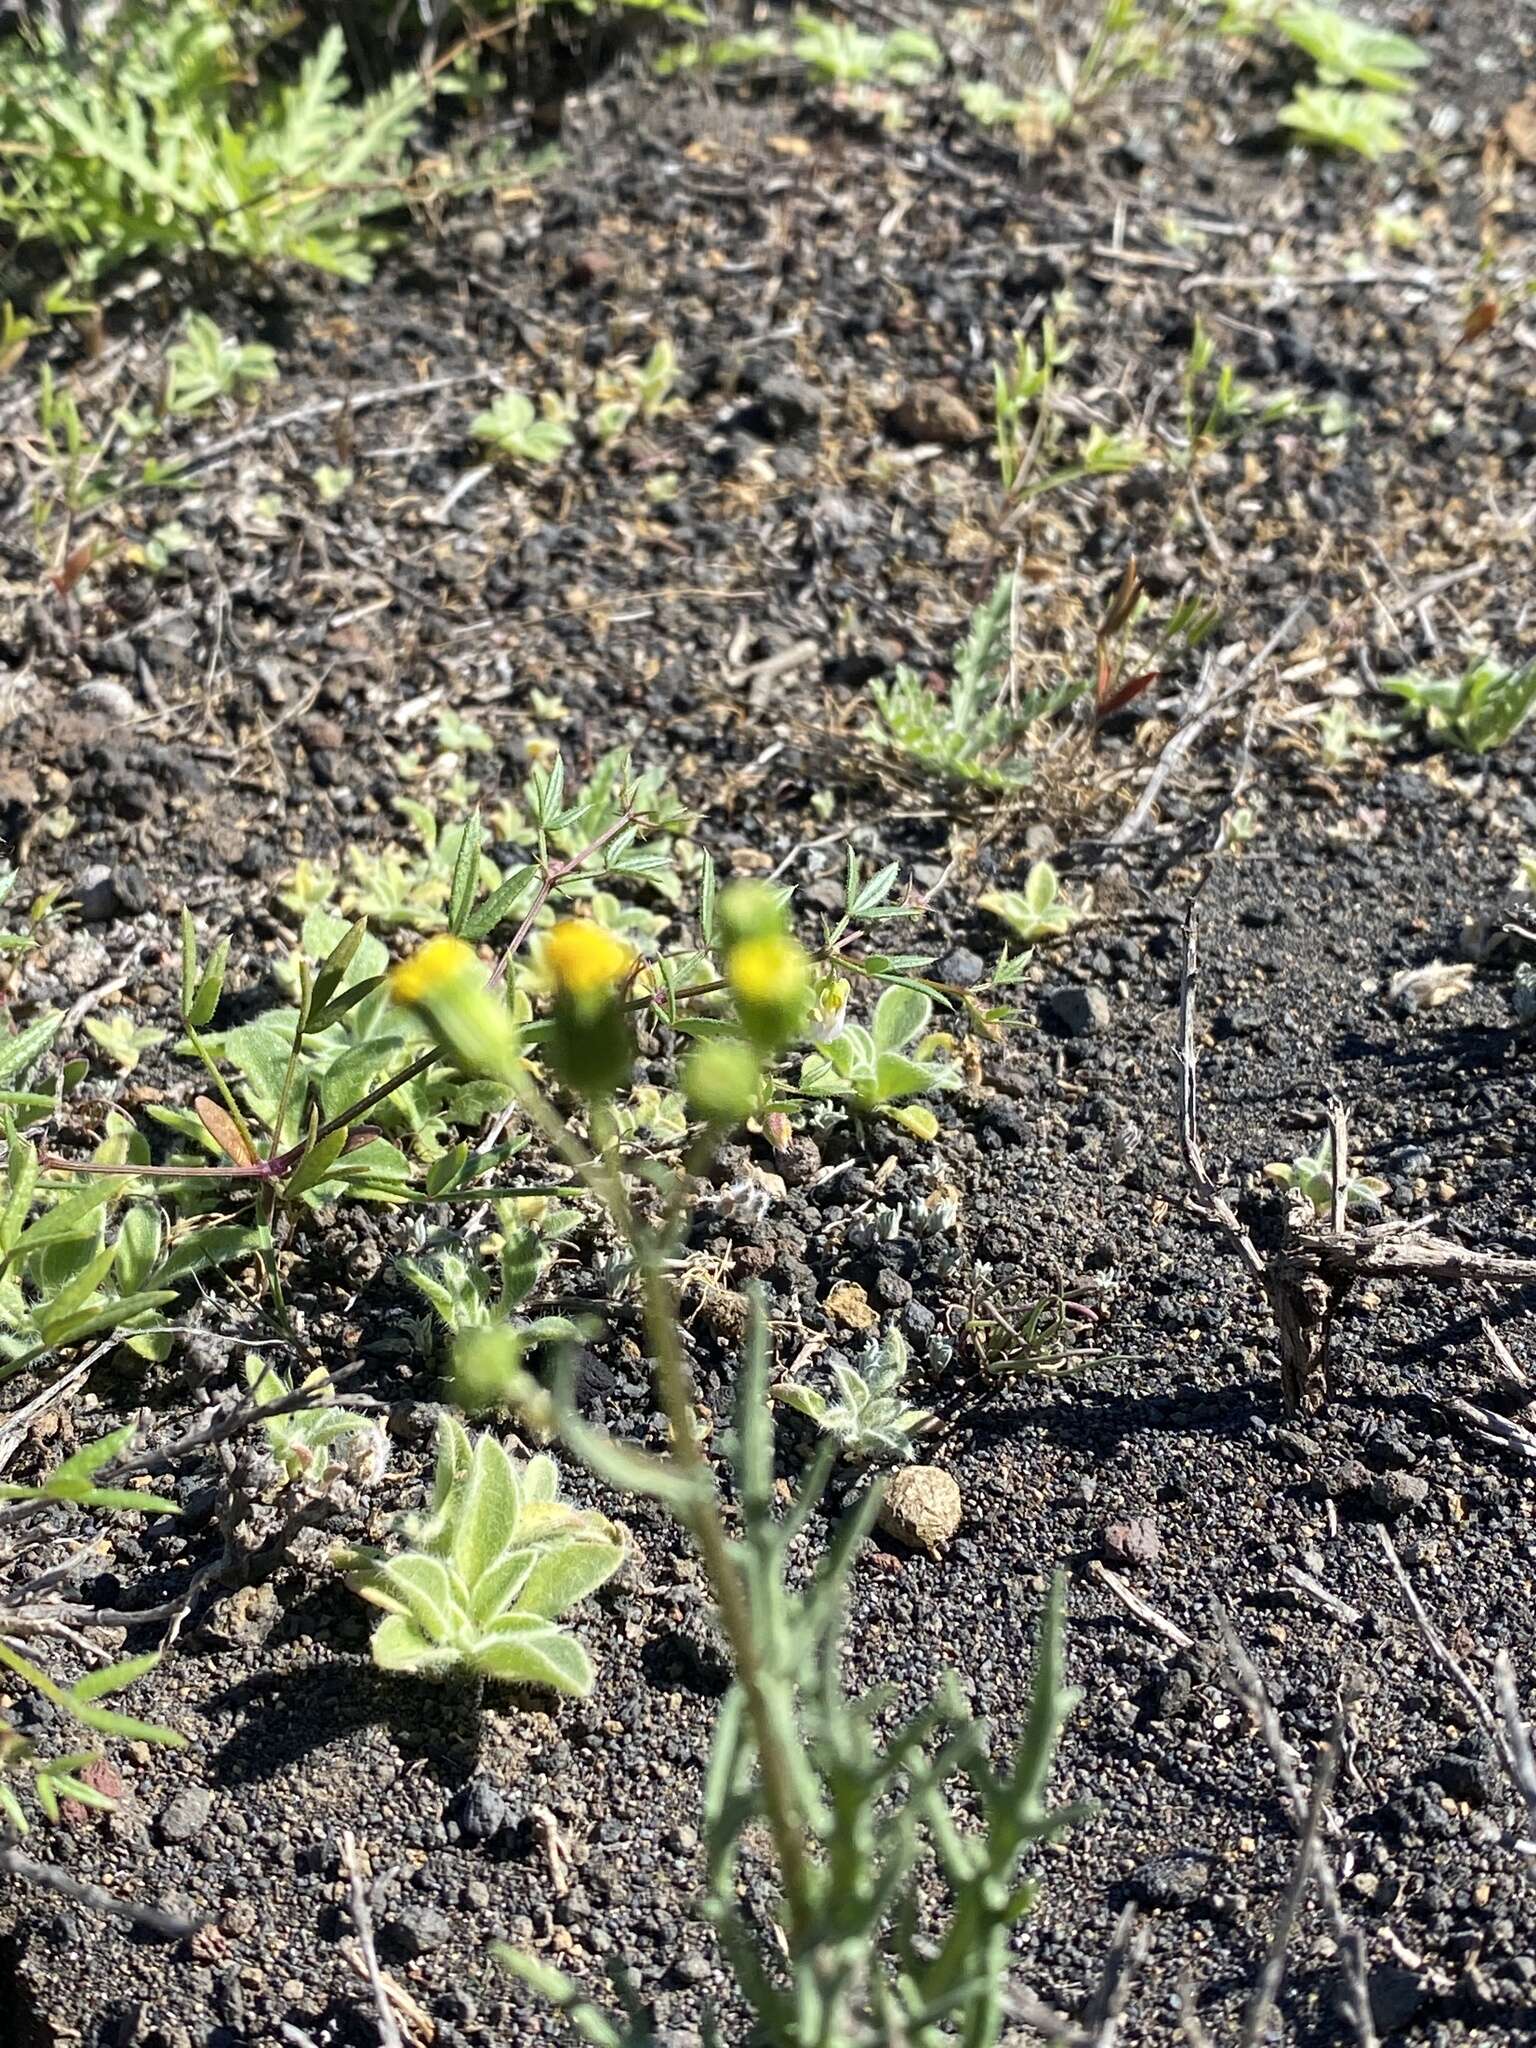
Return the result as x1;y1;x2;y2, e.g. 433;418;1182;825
728;934;808;1010
727;932;809;1051
390;934;519;1083
390;933;477;1007
542;920;634;1001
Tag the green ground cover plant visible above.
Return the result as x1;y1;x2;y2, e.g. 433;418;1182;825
0;3;424;289
1384;658;1536;754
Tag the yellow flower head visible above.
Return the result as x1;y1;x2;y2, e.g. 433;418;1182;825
542;920;634;1002
728;933;809;1010
390;933;478;1008
389;934;519;1084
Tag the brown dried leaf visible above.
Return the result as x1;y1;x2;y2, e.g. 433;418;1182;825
196;1096;257;1167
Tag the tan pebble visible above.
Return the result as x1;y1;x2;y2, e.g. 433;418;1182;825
825;1280;878;1332
878;1465;961;1553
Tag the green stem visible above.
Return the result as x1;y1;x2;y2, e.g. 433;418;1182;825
267;986;313;1154
526;1085;814;1941
182;1018;261;1162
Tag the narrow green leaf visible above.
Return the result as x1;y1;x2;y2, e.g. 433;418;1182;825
447;813;483;935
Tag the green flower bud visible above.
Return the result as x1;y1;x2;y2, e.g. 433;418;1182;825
684;1039;761;1125
390;935;520;1083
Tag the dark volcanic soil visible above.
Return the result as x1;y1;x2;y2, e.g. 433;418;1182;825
3;4;1536;2045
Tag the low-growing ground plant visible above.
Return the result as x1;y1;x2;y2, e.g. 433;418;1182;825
0;1425;185;1832
979;860;1091;945
1383;658;1536;755
399;1206;580;1356
797;983;959;1141
773;1326;936;1462
161;312;279;414
0;1639;184;1833
1264;1131;1388;1216
0;4;425;289
592;338;683;445
866;572;1082;792
1279;83;1410;156
1182;316;1303;456
1276;3;1426;92
247;1359;385;1488
341;1415;623;1694
471;390;575;466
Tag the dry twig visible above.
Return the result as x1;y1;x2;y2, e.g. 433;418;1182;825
1377;1527;1536;1852
1178;903;1536;1412
1215;1606;1378;2048
340;1831;404;2048
0;1839;201;1938
1241;1709;1347;2048
1089;1559;1194;1651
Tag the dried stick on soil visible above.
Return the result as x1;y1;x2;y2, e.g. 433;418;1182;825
1082;1903;1149;2048
0;1840;201;1938
1176;900;1266;1289
1281;1563;1363;1626
1328;1099;1350;1239
1214;1607;1379;2048
1493;1654;1536;1853
1376;1527;1501;1744
1089;1559;1195;1651
1177;1967;1216;2048
1240;1708;1346;2048
173;373;486;480
1444;1395;1536;1466
339;1831;404;2048
1177;902;1536;1412
1376;1526;1536;1851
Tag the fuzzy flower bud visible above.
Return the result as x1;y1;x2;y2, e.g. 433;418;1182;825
390;935;520;1083
716;881;808;1050
684;1039;762;1126
539;919;635;1098
727;932;809;1050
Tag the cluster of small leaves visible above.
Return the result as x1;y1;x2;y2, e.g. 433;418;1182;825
161;311;279;414
342;1415;623;1693
797;983;959;1141
959;0;1170;144
0;4;425;288
592;339;683;446
0;1641;184;1835
246;1359;385;1488
398;1207;579;1359
1182;316;1302;454
660;12;938;89
991;320;1146;504
154;907;424;1204
22;308;285;583
1383;659;1536;756
1313;699;1398;768
1268;3;1426;157
0;1425;184;1832
773;1327;935;1463
867;572;1083;793
295;755;691;941
471;391;575;467
962;1282;1102;1380
979;860;1091;946
472;340;682;466
502;1313;1083;2047
1264;1132;1388;1217
0;868;67;970
0;1121;250;1374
